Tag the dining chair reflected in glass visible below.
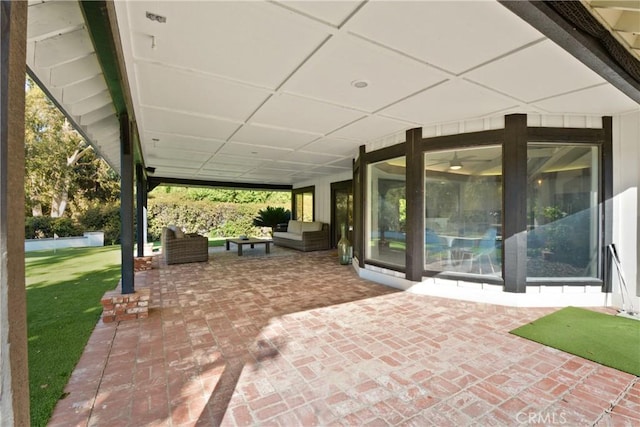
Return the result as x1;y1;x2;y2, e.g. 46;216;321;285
425;228;448;267
460;227;498;274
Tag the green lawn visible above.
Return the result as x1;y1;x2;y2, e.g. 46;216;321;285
25;246;121;427
209;237;226;247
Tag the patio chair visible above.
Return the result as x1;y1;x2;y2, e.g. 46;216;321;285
425;228;447;265
161;226;208;265
460;226;498;274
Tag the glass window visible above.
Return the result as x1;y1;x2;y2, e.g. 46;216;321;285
527;144;599;278
424;146;502;277
367;157;406;267
292;187;314;221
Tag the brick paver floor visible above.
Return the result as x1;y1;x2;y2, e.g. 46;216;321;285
48;246;639;426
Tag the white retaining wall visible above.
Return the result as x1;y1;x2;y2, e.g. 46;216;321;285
25;231;104;252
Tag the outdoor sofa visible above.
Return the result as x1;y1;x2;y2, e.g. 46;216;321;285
161;226;208;265
272;220;330;252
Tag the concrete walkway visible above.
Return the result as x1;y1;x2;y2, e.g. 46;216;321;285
48;247;639;426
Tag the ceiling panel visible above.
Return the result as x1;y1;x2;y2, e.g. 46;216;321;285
284;35;447;112
148;147;213;163
326;157;356;169
205;154;265;168
301;137;362;157
532;85;639;114
33;28;95;69
78;104;116;126
124;0;330;88
347;1;544;74
281;150;343;165
465;40;605;102
307;165;352;174
144;132;224;154
266;161;318;172
197;170;245;179
141;107;240;141
27;1;84;41
380;80;518;125
251;93;365;134
231;124;319;150
135;62;272;121
48;54;102;88
330;115;413;141
276;1;364;27
217;141;292;160
68;90;111;116
62;75;110;104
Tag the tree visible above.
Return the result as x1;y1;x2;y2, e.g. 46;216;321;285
24;77;119;217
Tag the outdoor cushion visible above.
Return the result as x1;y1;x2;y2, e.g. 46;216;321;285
287;220;302;234
168;224;184;238
301;221;323;232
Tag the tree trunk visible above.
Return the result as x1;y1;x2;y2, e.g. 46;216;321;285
50;188;68;218
31;203;43;217
49;146;92;218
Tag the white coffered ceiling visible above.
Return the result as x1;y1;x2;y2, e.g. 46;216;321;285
27;1;639;186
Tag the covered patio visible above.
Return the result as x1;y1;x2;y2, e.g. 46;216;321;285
47;248;639;426
1;0;639;425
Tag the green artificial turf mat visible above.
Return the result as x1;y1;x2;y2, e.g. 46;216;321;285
510;306;640;376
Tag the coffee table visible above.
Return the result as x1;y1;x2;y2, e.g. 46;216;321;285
225;238;273;256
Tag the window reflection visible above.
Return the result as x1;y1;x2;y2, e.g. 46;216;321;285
527;144;599;278
293;187;314;221
367;157;406;267
424;146;502;277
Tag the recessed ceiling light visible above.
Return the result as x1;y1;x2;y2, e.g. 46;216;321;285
351;80;369;89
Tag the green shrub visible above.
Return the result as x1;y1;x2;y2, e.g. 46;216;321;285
25;217;53;239
25;217;82;239
51;217;83;237
78;203;120;245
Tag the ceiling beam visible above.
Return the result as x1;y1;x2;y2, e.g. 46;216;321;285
147;176;293;192
79;0;147;175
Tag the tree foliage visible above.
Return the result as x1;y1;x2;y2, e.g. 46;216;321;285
170;186;291;205
24;77;120;218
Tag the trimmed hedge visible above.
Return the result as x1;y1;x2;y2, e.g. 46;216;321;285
25;196;288;244
147;200;275;242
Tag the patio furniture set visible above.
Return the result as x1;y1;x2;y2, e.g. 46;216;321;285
162;220;331;264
